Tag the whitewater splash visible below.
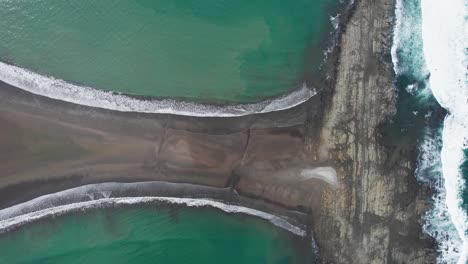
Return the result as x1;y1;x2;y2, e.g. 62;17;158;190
393;0;467;262
0;62;316;117
421;0;468;263
0;182;306;237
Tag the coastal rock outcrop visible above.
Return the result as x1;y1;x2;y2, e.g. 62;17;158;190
307;0;437;262
0;0;438;262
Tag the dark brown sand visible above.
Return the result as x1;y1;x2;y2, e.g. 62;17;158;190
0;81;331;212
0;0;438;260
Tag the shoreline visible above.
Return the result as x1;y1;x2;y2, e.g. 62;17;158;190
0;1;355;118
0;78;333;213
308;0;437;262
0;74;330;264
0;60;317;106
0;61;317;117
0;0;356;211
0;181;311;237
0;181;319;263
0;0;439;262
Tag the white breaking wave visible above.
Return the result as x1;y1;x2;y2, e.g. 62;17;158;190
391;0;404;74
0;62;316;117
392;0;467;262
392;0;429;80
330;14;340;30
0;183;307;237
421;0;468;264
418;128;463;263
0;197;306;237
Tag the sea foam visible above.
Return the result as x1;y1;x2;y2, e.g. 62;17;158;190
0;62;316;117
392;0;468;262
421;0;468;263
0;182;307;237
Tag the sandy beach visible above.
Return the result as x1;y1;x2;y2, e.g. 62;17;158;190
0;0;441;262
0;80;332;213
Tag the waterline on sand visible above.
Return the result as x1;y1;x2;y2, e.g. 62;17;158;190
0;183;307;237
0;61;316;117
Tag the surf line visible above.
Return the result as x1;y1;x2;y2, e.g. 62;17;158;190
0;61;316;117
0;182;308;237
421;0;468;262
0;197;306;237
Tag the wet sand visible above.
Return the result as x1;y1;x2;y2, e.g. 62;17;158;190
0;0;439;261
0;80;333;213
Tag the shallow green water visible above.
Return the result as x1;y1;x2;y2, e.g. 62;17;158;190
0;0;338;103
0;206;312;264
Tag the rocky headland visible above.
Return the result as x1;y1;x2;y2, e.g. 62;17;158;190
307;0;436;262
0;0;437;262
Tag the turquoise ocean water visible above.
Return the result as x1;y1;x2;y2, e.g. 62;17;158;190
0;0;341;103
0;205;313;264
0;1;346;263
4;0;466;263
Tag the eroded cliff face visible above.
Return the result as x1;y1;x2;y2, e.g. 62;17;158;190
309;0;436;263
